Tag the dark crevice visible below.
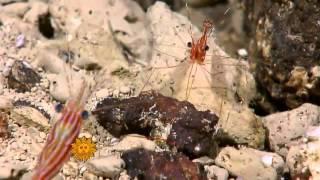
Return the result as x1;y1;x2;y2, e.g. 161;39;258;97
38;12;55;39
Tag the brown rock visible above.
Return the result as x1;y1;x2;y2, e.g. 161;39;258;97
122;148;207;180
6;60;41;93
244;0;320;109
93;91;219;158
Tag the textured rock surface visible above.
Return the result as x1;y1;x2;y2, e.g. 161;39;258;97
122;148;207;180
286;140;320;179
263;103;320;157
94;91;219;158
86;155;125;178
244;0;320;110
215;147;284;180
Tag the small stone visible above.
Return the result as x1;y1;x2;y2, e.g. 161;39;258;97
39;132;46;139
119;86;130;94
86;155;124;178
111;134;156;152
192;156;215;165
237;48;248;57
79;132;92;139
261;155;273;167
205;165;229;180
16;34;25;48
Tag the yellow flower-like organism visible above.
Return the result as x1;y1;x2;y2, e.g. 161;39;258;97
71;137;97;161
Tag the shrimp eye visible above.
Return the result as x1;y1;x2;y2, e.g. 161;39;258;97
81;110;89;120
55;103;64;113
205;45;209;51
187;42;192;48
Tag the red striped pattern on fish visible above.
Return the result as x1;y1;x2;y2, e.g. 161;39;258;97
32;100;84;180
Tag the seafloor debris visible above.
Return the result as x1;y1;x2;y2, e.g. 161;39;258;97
122;148;207;180
0;97;12;139
0;110;9;139
5;60;41;92
93;91;219;158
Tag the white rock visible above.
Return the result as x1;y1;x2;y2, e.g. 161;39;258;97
23;1;49;24
205;165;229;180
215;147;284;180
261;155;273;167
16;34;25;48
62;161;79;177
287;140;320;179
119;86;130;94
111;134;156;152
79;132;93;139
39;131;46;139
306;126;320;140
86;155;124;178
263;103;320;157
237;48;248;57
192;156;215;165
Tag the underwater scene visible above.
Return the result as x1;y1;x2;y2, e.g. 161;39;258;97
0;0;319;179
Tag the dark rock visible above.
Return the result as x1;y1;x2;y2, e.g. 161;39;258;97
6;60;41;93
122;148;207;180
243;0;320;110
93;91;219;158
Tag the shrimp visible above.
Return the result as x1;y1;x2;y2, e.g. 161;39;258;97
32;78;90;180
32;43;92;179
140;1;253;120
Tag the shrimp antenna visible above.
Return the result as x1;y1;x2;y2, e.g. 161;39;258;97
64;33;74;101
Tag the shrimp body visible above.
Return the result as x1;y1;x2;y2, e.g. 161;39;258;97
189;19;213;64
32;100;85;180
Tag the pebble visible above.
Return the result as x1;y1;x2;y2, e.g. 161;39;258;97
119;86;130;94
39;131;46;139
86;155;125;178
237;48;248;57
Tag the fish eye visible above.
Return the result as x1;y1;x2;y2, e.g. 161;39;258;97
187;42;192;48
205;45;209;51
81;110;89;120
54;103;64;113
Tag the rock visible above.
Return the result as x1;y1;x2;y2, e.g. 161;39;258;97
49;0;152;64
244;0;320;109
306;126;320;141
86;155;125;178
23;1;49;25
192;156;215;165
0;164;28;180
94;91;219;158
10;106;50;131
111;134;156;152
6;60;41;93
62;161;79;177
215;147;284;180
46;72;89;102
205;165;229;180
21;172;64;180
263;103;320;157
0;97;12;139
122;148;207;179
286;140;320;179
0;2;30;17
83;171;99;180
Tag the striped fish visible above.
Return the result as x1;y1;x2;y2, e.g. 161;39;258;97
32;79;89;180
